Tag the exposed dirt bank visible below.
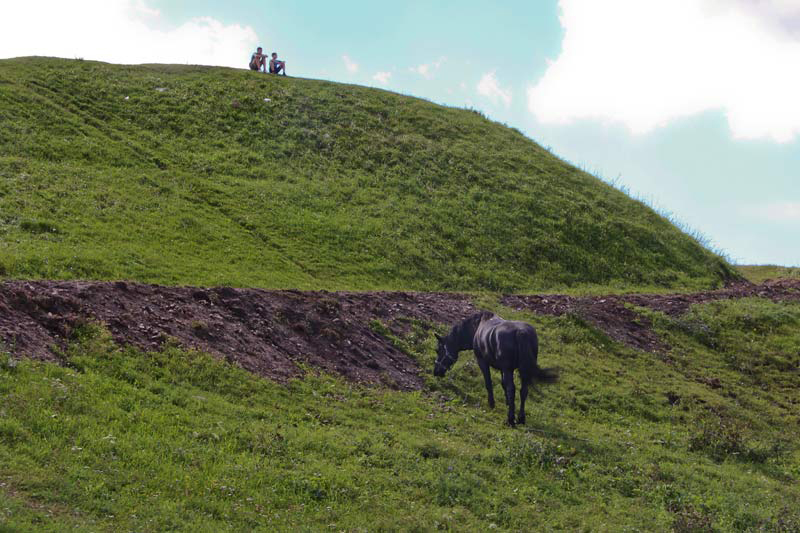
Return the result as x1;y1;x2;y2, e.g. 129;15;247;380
2;280;799;389
0;281;474;389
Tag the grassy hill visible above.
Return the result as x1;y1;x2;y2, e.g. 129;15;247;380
2;297;799;531
1;58;798;531
0;57;732;291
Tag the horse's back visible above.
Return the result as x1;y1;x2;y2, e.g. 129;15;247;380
474;316;537;364
500;320;536;335
491;320;537;346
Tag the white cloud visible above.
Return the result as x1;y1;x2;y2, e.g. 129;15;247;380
477;71;512;108
372;71;392;85
0;0;258;69
342;55;359;73
528;0;800;142
724;0;800;34
409;57;446;79
411;64;431;77
744;202;800;222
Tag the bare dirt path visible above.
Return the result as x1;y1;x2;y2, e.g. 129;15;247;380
2;280;799;389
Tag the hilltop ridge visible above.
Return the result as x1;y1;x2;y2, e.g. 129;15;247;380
0;57;732;291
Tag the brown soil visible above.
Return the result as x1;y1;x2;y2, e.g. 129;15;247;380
0;281;474;389
2;279;799;389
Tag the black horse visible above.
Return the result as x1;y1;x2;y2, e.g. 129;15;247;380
434;311;557;426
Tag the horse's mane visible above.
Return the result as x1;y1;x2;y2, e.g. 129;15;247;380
470;310;495;323
448;311;494;347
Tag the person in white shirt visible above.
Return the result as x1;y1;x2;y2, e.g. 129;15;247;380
249;47;267;72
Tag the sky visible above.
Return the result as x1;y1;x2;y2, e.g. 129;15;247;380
1;0;798;266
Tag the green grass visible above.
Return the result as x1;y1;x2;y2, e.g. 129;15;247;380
736;265;800;284
2;297;798;531
1;56;793;531
0;57;732;292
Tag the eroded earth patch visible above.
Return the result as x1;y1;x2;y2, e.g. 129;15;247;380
2;280;799;389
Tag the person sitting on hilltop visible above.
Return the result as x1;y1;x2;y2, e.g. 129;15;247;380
269;52;286;76
249;47;267;72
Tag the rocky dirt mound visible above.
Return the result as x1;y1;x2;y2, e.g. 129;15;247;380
0;281;474;389
2;280;799;389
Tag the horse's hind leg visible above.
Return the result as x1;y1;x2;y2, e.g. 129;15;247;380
501;370;516;427
517;380;528;425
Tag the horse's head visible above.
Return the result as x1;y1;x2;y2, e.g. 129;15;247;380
433;334;458;377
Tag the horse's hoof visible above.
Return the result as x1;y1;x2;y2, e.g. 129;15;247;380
488;402;495;410
516;417;526;425
506;419;516;428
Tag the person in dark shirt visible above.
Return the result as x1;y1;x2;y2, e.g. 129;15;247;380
269;52;286;75
249;47;267;72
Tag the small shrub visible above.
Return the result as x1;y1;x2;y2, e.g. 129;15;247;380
0;350;18;372
191;320;209;337
368;319;390;336
433;469;481;506
236;431;288;458
353;435;374;456
0;418;30;444
672;316;719;349
507;436;561;473
20;219;60;234
671;504;715;533
688;411;745;462
741;439;790;464
772;507;800;532
418;442;445;459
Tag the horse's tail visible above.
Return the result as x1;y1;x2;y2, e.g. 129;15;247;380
516;329;558;385
531;364;559;384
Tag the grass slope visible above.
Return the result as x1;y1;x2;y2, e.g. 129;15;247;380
737;265;800;284
2;297;799;531
0;57;732;291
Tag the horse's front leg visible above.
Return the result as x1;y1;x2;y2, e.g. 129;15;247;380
476;357;495;409
501;370;516;427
